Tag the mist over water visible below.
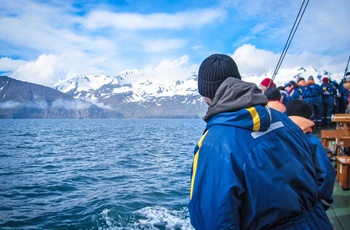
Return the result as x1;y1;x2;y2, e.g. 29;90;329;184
0;119;205;229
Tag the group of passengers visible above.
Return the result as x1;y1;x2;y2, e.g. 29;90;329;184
189;54;337;229
260;72;350;129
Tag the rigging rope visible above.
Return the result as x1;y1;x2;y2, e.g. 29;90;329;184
270;0;310;85
343;56;350;80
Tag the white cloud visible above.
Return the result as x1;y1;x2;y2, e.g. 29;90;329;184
0;1;77;55
0;101;22;109
232;44;345;82
82;8;227;30
143;39;188;52
143;55;198;82
0;100;48;109
84;98;113;110
0;57;26;72
8;44;345;89
1;0;349;89
295;0;350;54
10;54;71;86
192;45;203;51
0;99;94;111
52;99;92;110
232;44;278;76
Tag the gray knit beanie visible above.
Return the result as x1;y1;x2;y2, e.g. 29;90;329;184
198;54;241;99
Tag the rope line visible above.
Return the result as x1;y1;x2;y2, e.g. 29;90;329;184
269;0;310;85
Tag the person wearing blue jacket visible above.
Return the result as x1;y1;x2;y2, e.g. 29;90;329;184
321;76;337;127
278;85;290;107
338;73;350;113
297;77;312;106
286;80;302;101
287;99;335;210
189;54;332;230
308;75;324;129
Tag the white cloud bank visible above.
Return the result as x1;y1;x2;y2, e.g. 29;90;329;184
82;8;227;30
233;44;345;79
9;54;72;86
1;0;349;88
4;44;346;88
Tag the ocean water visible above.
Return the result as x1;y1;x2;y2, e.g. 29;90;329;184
0;119;205;229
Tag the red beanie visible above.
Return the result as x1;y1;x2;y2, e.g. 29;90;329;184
322;77;329;84
260;78;275;87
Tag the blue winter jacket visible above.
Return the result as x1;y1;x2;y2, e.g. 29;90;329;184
288;115;336;210
309;83;323;98
189;77;332;230
300;85;312;99
306;133;336;209
288;86;302;100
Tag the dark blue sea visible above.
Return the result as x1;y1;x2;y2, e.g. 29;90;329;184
0;119;205;229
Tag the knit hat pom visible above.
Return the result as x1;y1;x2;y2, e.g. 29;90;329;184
198;54;241;99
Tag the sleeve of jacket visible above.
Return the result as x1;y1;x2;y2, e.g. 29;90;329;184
339;85;347;96
307;133;336;209
189;131;245;230
316;85;323;96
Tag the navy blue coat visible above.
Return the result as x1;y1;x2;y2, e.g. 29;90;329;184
189;78;332;230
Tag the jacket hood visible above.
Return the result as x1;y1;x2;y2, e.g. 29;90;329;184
288;116;314;133
203;77;268;122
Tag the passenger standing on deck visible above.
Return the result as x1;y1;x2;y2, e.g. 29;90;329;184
264;87;286;113
308;75;324;129
259;77;275;93
321;76;337;127
330;80;340;114
286;80;302;101
189;54;332;230
297;77;312;106
338;72;350;113
278;85;290;107
287;99;336;210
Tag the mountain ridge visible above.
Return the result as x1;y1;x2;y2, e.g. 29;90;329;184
0;65;342;119
53;69;206;119
0;76;124;119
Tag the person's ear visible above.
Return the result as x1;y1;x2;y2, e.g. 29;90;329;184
204;97;212;106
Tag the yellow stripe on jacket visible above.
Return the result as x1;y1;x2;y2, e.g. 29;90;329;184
190;130;209;200
246;107;261;131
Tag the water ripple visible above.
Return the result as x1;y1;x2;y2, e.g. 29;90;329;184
0;119;204;229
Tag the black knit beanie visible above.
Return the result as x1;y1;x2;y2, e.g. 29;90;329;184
287;99;312;119
264;87;281;101
198;54;241;99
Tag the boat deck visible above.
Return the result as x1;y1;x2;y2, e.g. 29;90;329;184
314;127;350;229
327;180;350;229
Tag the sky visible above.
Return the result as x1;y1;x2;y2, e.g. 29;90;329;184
0;0;349;87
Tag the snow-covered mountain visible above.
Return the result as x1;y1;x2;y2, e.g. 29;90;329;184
55;69;198;99
54;69;204;118
53;66;343;118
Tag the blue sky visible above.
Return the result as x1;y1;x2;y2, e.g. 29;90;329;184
0;0;349;87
